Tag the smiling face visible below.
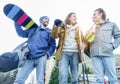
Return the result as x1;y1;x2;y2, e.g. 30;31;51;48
42;17;49;27
69;13;77;25
92;8;106;24
92;11;102;24
65;12;77;25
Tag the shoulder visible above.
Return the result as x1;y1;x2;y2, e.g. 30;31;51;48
28;27;37;32
74;24;82;31
105;21;117;26
105;21;119;31
46;28;52;33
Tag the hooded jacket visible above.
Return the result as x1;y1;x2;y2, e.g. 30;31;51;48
51;24;86;62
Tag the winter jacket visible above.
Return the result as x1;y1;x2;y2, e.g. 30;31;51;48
90;21;120;57
51;25;86;62
14;23;56;59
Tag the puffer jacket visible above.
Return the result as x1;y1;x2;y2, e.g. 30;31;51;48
51;25;86;62
14;23;56;59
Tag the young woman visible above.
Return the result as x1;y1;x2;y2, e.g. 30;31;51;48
51;12;86;84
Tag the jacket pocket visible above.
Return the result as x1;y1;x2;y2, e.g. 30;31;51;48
101;41;113;53
101;28;113;43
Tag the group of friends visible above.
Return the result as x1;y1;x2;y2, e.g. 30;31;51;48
12;8;120;84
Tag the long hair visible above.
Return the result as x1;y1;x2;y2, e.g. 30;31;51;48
64;12;77;25
95;8;106;20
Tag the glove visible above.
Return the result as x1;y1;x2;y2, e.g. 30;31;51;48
54;19;63;27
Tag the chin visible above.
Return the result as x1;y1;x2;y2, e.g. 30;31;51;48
43;23;48;27
44;25;48;27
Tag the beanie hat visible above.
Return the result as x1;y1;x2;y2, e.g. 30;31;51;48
39;16;49;23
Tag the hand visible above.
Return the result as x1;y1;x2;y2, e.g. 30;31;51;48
80;43;86;50
45;54;49;59
14;22;20;25
54;19;63;27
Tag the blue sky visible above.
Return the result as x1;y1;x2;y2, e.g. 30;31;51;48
0;0;120;54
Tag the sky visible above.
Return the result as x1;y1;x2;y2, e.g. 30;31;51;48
0;0;120;54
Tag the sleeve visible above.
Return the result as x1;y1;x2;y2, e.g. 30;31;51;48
112;23;120;49
51;25;62;39
14;22;29;38
46;35;56;57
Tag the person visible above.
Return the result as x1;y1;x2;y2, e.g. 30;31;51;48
86;8;120;84
13;16;56;84
51;12;86;84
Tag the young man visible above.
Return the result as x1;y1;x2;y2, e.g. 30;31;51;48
86;8;120;84
14;16;56;84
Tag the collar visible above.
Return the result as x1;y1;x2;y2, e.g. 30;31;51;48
66;24;79;28
96;20;109;28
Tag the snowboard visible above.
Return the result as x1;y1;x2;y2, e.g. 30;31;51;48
3;3;38;29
